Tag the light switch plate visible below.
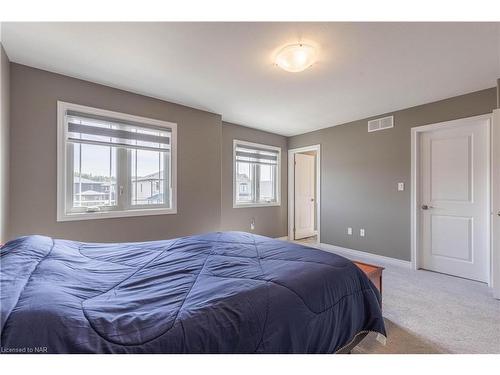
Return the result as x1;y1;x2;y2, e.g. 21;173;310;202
360;229;365;237
398;182;405;191
347;227;352;235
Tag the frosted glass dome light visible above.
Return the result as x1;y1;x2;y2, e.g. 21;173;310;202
275;43;317;73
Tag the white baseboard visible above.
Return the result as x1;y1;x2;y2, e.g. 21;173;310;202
274;236;411;268
316;242;412;268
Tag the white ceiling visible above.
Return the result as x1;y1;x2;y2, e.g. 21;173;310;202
2;22;500;136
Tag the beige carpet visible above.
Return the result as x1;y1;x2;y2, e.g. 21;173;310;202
293;240;500;354
353;320;449;354
355;264;500;354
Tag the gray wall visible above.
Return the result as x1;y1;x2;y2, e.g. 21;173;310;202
0;45;9;243
7;62;497;249
7;63;289;242
221;122;287;237
9;63;223;242
288;88;497;261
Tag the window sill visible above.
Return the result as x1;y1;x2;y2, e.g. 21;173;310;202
233;202;281;209
57;207;177;222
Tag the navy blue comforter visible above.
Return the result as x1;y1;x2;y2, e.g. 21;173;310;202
1;231;385;353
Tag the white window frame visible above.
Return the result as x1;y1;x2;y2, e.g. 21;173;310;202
57;101;177;221
233;139;281;208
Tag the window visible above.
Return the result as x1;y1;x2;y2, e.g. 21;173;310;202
57;102;177;221
233;140;280;207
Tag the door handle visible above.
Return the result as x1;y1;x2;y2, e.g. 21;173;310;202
421;204;434;210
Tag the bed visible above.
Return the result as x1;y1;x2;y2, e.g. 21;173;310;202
0;231;385;353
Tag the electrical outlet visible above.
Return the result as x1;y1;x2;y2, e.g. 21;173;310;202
347;227;352;235
360;229;365;237
398;182;405;191
250;218;255;231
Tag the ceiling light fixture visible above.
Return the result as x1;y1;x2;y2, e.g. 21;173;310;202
275;43;317;73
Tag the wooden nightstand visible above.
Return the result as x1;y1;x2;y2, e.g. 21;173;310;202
353;261;384;296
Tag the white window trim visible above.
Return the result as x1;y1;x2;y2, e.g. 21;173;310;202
57;101;177;222
232;139;281;208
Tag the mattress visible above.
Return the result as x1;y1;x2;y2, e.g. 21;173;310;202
0;231;385;353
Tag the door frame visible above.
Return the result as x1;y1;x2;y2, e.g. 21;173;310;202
288;145;321;242
410;114;492;285
491;109;500;298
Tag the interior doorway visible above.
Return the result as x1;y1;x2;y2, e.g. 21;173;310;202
288;145;320;243
411;114;491;283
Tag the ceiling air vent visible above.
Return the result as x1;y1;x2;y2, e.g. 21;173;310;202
368;115;394;132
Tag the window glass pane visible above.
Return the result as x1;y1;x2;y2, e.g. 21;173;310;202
73;144;117;208
236;161;255;203
131;149;167;206
259;164;276;203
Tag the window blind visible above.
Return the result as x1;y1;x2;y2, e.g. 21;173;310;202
235;143;279;165
66;111;171;152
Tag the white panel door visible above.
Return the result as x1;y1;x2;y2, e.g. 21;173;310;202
420;116;489;282
294;153;315;239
